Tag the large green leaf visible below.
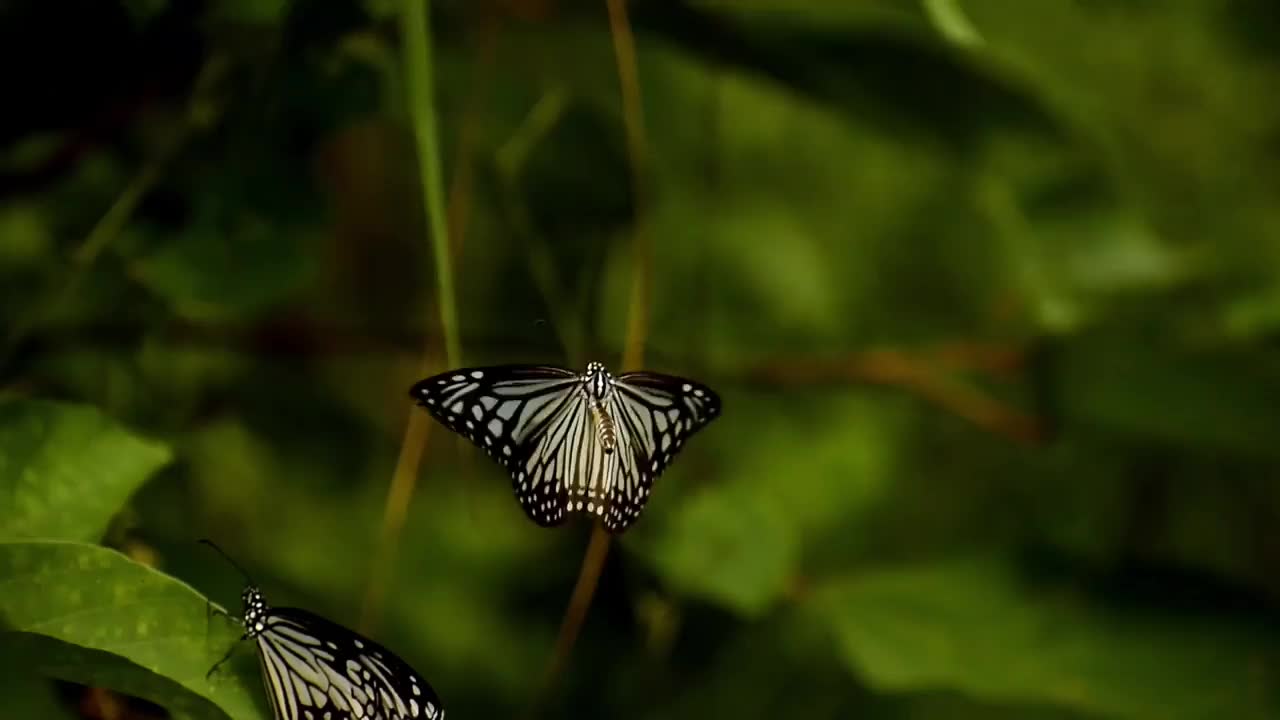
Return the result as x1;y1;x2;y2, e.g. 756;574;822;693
0;399;172;541
0;540;267;720
815;557;1280;719
1049;338;1280;460
632;391;900;616
0;642;75;720
636;483;798;617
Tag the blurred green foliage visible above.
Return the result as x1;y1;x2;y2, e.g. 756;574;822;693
3;1;1280;719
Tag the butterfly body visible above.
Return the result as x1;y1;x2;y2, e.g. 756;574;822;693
411;362;721;532
230;586;445;720
583;362;618;454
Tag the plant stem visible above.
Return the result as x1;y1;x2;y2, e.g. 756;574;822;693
361;0;462;631
403;0;460;367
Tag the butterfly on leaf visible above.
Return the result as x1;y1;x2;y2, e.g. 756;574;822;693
202;541;445;720
409;361;721;533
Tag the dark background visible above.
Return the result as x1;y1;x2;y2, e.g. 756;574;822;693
3;1;1280;719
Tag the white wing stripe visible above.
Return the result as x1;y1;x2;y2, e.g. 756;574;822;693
258;638;298;720
265;633;328;687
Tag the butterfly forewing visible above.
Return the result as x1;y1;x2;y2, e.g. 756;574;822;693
411;363;721;532
257;607;444;720
410;365;577;452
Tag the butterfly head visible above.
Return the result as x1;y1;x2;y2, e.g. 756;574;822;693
241;587;269;638
584;361;613;400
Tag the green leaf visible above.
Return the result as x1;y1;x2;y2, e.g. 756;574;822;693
209;0;289;25
132;215;315;323
815;557;1280;719
632;392;899;615
0;645;75;720
0;399;172;541
0;540;267;720
1049;338;1280;460
636;485;799;617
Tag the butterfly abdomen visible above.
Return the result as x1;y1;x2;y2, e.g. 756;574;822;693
587;398;617;454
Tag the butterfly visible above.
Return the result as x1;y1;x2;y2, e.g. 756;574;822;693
409;361;721;532
202;541;445;720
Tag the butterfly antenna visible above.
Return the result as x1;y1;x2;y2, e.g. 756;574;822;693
198;539;256;586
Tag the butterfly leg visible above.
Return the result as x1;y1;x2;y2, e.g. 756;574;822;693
203;598;244;680
206;642;241;680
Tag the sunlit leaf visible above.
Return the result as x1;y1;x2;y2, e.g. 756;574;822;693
0;399;171;541
0;540;266;720
815;557;1280;719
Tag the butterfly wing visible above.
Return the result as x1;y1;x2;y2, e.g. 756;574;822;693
411;365;722;532
257;607;444;720
410;365;582;527
602;372;722;532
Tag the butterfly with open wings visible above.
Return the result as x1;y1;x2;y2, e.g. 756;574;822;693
410;362;721;532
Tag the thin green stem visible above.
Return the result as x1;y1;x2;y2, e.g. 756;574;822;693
922;0;984;47
401;0;460;367
361;0;462;633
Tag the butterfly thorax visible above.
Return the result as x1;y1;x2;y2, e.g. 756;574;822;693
241;587;269;637
583;362;617;454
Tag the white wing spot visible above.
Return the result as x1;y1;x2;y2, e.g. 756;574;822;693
471;370;485;379
450;402;463;414
451;374;465;382
503;444;512;456
681;383;692;391
487;418;503;437
471;405;483;421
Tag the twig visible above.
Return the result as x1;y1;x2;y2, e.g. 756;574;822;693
746;349;1043;444
531;0;652;713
